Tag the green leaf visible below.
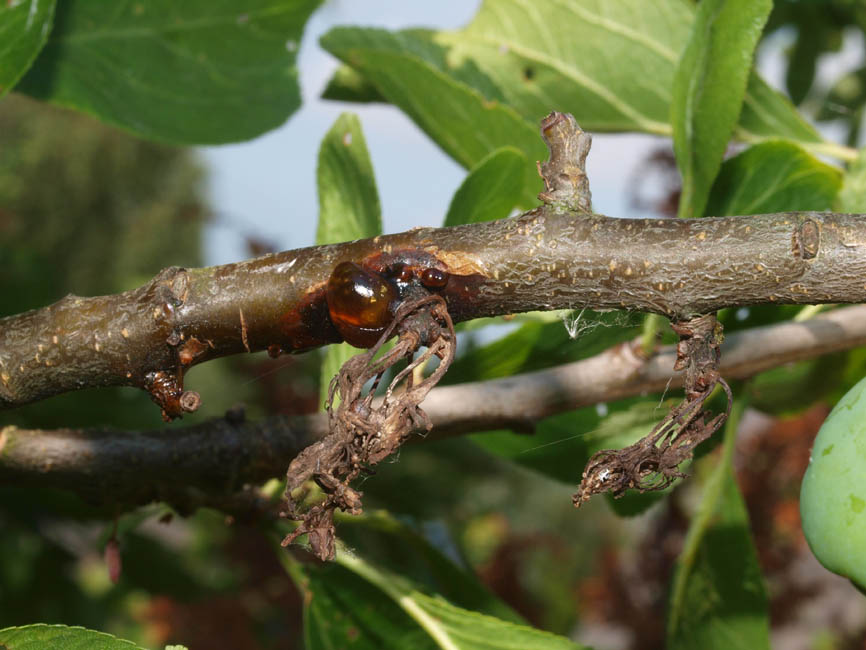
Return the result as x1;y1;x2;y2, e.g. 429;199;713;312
277;525;581;650
472;396;669;490
667;399;770;650
444;147;527;227
320;28;546;209
447;311;641;385
705;141;842;217
335;550;589;650
749;353;848;417
783;17;823;106
301;562;439;650
736;74;823;148
336;512;524;624
400;595;584;650
0;624;144;650
0;0;55;97
316;113;382;246
316;112;382;408
322;63;387;103
322;1;824;156
817;66;866;123
436;0;687;136
17;0;321;144
838;147;866;212
671;0;771;218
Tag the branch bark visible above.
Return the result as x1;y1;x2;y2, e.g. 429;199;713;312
2;113;864;415
3;303;864;510
1;208;865;413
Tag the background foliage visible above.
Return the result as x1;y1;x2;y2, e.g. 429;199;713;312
1;0;866;648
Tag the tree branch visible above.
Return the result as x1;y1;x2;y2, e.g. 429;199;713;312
3;303;864;510
2;111;865;415
1;208;865;414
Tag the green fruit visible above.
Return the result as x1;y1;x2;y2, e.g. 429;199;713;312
800;375;866;591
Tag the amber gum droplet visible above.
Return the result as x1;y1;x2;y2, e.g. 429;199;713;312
327;261;396;347
389;263;413;283
420;267;449;289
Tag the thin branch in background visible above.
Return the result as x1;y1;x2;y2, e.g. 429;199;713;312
2;299;864;514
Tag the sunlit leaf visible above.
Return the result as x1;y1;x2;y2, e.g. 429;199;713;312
278;524;583;650
18;0;321;144
316;113;381;247
320;27;547;208
302;562;438;650
336;512;524;624
437;0;680;134
0;0;55;97
671;0;771;217
322;0;824;160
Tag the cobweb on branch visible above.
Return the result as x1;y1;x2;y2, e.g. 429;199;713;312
560;308;639;341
